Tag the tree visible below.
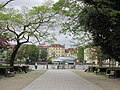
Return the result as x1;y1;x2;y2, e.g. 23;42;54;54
0;30;13;50
79;0;120;62
16;44;39;64
15;44;27;61
80;0;120;62
24;44;39;64
77;46;84;63
39;49;48;62
0;32;8;50
0;0;15;50
95;46;109;66
53;0;120;62
0;6;57;66
53;0;92;46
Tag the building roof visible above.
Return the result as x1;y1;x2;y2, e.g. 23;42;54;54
39;45;49;49
49;44;65;48
53;57;75;63
65;48;76;53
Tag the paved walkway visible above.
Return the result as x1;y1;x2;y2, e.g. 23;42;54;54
23;70;103;90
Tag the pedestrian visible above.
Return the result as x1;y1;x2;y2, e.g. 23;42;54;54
35;62;38;69
19;64;22;73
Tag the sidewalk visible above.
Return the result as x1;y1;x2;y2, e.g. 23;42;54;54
1;69;120;90
23;70;103;90
73;70;120;90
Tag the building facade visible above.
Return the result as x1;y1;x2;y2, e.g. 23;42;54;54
48;44;65;58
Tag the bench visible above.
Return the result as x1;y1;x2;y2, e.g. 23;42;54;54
95;68;100;74
4;69;15;77
106;70;115;78
71;65;76;69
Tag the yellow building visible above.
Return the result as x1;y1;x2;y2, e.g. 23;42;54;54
48;44;65;58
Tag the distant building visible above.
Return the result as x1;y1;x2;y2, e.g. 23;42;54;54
65;48;77;59
48;44;65;58
38;45;49;51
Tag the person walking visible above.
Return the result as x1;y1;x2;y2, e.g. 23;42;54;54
35;63;38;69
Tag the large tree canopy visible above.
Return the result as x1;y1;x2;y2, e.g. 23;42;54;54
0;2;14;50
81;0;120;62
53;0;120;62
0;6;57;66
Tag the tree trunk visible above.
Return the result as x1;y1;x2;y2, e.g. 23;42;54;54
10;43;21;66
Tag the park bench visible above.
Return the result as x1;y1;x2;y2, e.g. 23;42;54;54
95;68;100;74
106;70;115;78
4;69;15;77
71;65;76;69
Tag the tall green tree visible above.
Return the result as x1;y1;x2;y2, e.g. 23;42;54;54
25;44;39;63
39;49;48;62
0;6;57;66
53;0;120;62
77;46;84;63
16;44;39;64
80;0;120;62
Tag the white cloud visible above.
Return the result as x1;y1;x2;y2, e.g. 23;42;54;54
3;0;59;8
55;34;73;48
52;0;59;3
5;0;44;8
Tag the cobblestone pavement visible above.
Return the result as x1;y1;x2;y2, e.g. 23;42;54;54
23;70;103;90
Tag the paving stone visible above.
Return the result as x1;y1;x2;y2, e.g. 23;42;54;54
23;70;103;90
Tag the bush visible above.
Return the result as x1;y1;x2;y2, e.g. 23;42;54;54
95;67;108;73
47;60;52;64
88;66;96;72
0;66;14;75
14;66;29;72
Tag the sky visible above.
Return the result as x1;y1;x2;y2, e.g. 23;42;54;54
1;0;73;48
